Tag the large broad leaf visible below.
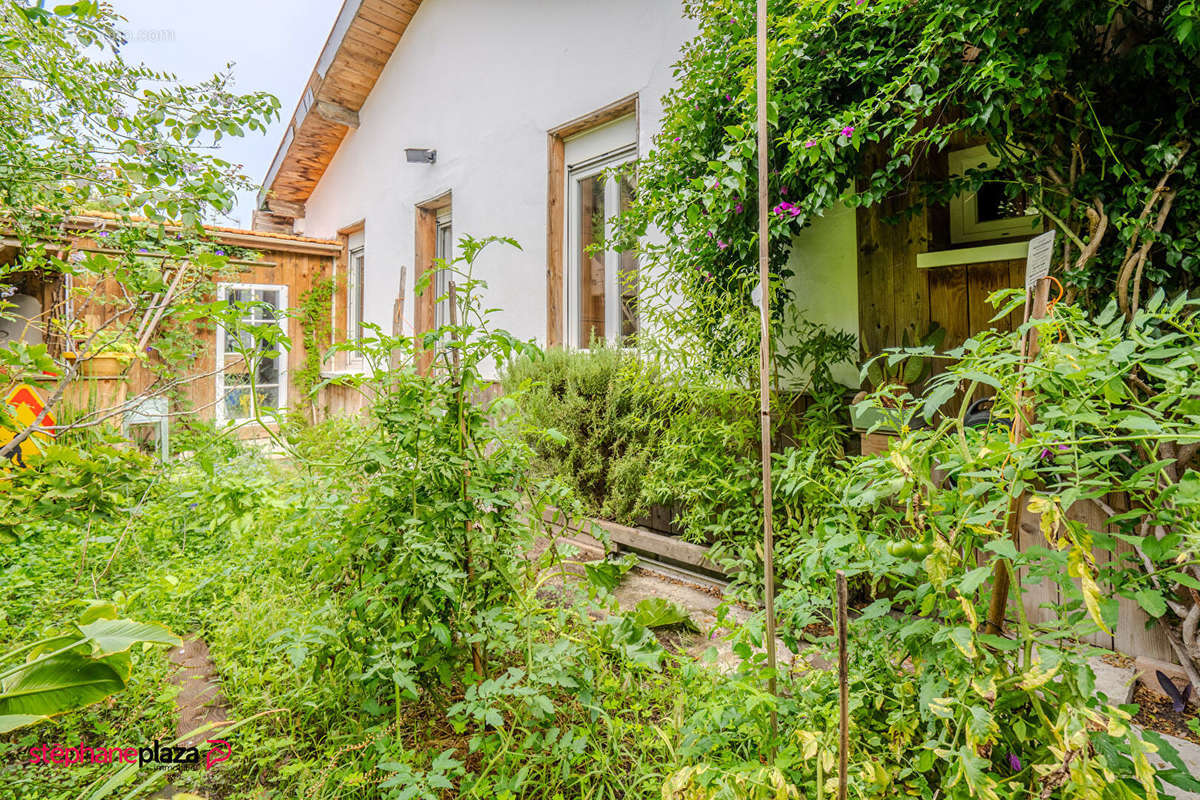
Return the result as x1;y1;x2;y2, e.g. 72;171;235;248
631;597;696;631
76;618;181;657
0;650;126;728
599;616;663;670
583;554;635;592
0;713;51;734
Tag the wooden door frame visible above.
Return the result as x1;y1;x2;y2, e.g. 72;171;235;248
415;191;452;373
546;93;639;347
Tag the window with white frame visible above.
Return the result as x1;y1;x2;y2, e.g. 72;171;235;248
215;284;288;423
565;116;638;348
434;210;453;329
948;145;1042;244
347;229;365;342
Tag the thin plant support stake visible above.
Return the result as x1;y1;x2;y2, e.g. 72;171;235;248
390;265;407;371
755;0;779;744
836;570;849;800
449;281;485;677
985;276;1051;635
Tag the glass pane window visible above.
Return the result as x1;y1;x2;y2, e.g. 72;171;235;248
434;216;453;329
578;174;606;345
567;153;638;348
347;248;364;342
617;173;638;343
215;284;288;424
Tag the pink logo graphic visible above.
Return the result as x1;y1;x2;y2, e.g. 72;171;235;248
205;740;231;771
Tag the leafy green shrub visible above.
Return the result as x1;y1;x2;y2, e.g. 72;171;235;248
503;345;677;522
505;317;855;548
744;293;1200;799
0;437;154;543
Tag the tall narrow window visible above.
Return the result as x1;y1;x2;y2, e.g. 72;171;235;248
347;247;365;341
346;227;365;342
434;211;453;329
215;284;288;423
567;146;638;348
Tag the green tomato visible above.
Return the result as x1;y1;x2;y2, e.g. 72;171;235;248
891;540;913;559
910;541;932;559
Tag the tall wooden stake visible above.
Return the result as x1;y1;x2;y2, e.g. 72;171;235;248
984;276;1050;635
836;571;849;800
755;0;779;742
390;265;407;371
449;281;484;677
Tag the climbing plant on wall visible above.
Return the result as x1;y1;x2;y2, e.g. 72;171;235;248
295;277;334;417
619;0;1200;369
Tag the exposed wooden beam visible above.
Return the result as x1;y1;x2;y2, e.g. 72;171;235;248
252;209;298;235
314;99;361;129
264;198;307;218
259;0;423;210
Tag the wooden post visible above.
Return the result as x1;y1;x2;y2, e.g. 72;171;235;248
984;276;1050;635
449;281;484;677
755;0;779;743
836;570;849;800
390;265;407;371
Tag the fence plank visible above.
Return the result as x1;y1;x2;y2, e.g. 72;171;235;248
1017;504;1059;628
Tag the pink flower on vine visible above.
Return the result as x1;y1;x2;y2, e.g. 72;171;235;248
841;126;855;137
804;139;817;148
717;240;729;250
734;203;743;213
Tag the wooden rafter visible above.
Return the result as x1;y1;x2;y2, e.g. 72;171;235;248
255;0;425;228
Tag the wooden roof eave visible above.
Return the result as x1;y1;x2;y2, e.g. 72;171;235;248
256;0;423;226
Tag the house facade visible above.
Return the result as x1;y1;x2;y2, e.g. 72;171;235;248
254;0;708;362
254;0;1047;390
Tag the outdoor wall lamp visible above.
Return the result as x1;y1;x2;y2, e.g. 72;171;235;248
405;148;437;164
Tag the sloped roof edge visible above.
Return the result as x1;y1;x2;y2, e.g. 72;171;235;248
255;0;423;229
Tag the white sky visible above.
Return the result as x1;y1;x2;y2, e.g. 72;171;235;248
112;0;345;229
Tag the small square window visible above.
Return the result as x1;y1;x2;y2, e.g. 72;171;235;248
948;145;1042;244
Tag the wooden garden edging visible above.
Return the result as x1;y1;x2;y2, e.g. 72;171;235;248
542;502;1178;664
540;509;727;583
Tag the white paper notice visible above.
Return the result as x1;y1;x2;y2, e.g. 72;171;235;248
1025;230;1056;288
750;282;763;309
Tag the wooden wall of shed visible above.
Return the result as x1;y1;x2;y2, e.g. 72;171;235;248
120;249;335;428
854;149;1176;664
855;162;1025;355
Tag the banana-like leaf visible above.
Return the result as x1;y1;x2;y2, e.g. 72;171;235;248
922;324;947;349
76;618;181;657
0;713;50;734
631;597;696;631
0;650;126;726
901;354;926;385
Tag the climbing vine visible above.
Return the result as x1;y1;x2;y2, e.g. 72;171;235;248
295;276;334;415
619;0;1200;368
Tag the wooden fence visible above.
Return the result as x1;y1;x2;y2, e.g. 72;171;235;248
1017;498;1175;663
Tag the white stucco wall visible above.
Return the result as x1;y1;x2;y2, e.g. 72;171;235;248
300;0;698;351
783;202;861;389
